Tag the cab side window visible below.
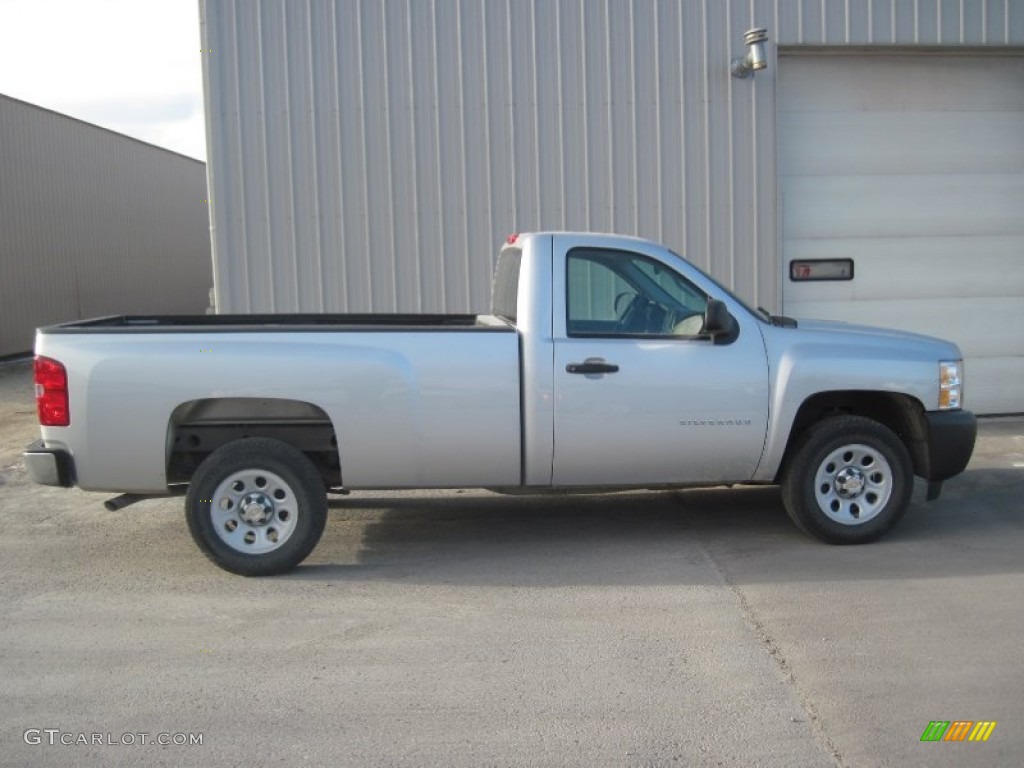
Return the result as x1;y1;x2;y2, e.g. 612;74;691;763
566;249;708;337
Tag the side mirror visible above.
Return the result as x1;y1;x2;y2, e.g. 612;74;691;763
703;299;738;343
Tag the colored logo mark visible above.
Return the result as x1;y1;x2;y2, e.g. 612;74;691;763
921;721;997;742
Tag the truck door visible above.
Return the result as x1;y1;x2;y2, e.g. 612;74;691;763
551;241;770;486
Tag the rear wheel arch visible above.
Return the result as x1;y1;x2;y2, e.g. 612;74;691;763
166;397;342;487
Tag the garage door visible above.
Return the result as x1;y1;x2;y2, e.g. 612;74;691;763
779;54;1024;414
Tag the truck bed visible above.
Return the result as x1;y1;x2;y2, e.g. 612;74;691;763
40;314;513;333
33;317;522;493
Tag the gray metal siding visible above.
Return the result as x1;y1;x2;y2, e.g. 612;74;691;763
0;95;212;357
201;0;1024;315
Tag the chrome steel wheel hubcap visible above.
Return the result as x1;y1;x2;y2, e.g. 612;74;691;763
210;469;298;553
240;493;273;525
834;467;866;498
814;444;893;526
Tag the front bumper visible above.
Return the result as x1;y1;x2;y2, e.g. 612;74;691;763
22;440;74;487
923;410;977;482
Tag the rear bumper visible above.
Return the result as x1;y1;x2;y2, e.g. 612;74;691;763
923;410;977;482
22;440;74;487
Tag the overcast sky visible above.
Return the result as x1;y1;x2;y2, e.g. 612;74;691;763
0;0;206;160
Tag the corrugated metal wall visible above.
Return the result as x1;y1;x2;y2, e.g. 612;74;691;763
0;95;212;357
201;0;1024;315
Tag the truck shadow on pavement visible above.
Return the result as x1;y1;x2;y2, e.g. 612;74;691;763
286;466;1024;587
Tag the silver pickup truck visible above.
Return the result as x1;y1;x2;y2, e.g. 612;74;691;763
24;232;977;575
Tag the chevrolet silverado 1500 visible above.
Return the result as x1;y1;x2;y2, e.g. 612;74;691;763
24;233;977;575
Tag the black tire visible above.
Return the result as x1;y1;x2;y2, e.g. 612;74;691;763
185;438;327;576
781;415;913;544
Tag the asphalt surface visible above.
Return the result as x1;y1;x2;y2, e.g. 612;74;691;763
1;358;1022;767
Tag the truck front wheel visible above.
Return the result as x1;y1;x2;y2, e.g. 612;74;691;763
185;438;327;575
781;415;913;544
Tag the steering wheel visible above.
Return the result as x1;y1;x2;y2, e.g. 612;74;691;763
618;293;658;333
614;291;638;318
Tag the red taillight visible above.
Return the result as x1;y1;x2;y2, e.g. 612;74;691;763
35;356;69;426
506;233;519;245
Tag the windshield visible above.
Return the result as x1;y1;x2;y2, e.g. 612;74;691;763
669;251;770;324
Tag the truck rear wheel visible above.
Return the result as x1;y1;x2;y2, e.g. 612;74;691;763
781;415;913;544
185;438;327;575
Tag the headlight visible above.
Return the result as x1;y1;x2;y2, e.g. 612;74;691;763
939;360;963;410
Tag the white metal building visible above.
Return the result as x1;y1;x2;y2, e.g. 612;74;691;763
200;0;1024;413
0;94;212;357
